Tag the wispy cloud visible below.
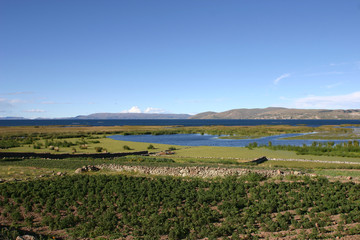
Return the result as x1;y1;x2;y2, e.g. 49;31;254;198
0;98;28;105
0;98;12;108
329;61;360;70
273;73;290;85
294;91;360;109
1;91;34;96
144;107;165;113
356;61;360;70
325;82;343;89
24;109;46;113
329;62;349;66
41;101;57;104
41;101;71;104
304;71;344;77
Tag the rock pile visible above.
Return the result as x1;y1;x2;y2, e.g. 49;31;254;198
16;235;35;240
96;164;306;178
56;172;65;176
75;165;100;174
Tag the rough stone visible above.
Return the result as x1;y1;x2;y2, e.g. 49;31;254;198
96;164;311;178
16;235;36;240
75;165;100;173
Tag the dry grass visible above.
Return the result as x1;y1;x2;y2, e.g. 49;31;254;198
0;125;170;136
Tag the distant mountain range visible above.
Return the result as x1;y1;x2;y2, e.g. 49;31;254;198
0;117;27;120
0;113;191;120
2;108;360;120
190;107;360;119
73;113;191;119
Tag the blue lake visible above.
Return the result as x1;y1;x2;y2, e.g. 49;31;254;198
108;133;356;147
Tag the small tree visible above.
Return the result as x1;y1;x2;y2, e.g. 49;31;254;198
147;144;155;149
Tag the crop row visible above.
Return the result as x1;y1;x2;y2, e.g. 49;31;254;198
1;174;360;239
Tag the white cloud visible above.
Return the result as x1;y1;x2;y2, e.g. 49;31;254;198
274;73;290;85
144;107;165;113
121;106;142;113
294;91;360;109
121;106;167;114
24;109;46;113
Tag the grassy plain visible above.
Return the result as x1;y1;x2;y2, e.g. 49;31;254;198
4;135;360;163
1;137;174;154
1;123;354;138
1;124;360;168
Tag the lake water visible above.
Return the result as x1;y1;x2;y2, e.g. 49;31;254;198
108;133;355;147
2;119;358;147
1;119;360;127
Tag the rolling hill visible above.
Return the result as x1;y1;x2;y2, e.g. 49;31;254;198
190;107;360;119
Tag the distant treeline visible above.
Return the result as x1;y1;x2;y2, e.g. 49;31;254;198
247;140;360;158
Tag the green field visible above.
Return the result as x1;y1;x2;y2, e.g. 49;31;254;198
1;124;360;239
2;124;360;174
1;174;360;239
3;133;360;161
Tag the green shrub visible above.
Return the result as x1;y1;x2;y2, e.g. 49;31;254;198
123;145;132;150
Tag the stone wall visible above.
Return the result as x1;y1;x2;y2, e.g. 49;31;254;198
0;151;148;159
97;164;306;178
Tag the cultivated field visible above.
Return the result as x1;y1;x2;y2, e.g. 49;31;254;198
1;124;360;239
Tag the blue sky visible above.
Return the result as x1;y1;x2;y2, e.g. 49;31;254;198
1;0;360;118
